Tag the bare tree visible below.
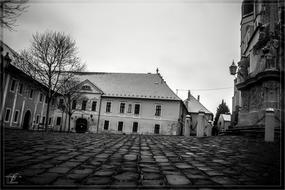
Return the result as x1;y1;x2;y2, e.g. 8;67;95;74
15;31;85;131
0;0;29;30
58;77;85;132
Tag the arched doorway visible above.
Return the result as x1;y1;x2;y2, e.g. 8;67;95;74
23;110;31;130
76;118;88;133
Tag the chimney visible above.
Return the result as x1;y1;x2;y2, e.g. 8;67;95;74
187;90;191;100
197;95;200;102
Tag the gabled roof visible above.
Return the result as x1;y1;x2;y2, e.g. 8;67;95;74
220;114;231;121
184;94;212;114
74;72;181;101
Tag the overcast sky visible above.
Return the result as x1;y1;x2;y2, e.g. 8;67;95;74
3;0;242;115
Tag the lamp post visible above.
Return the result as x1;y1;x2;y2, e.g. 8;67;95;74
229;60;237;75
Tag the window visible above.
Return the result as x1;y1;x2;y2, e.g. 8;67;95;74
4;108;11;122
120;103;125;113
127;104;132;113
56;117;61;125
154;124;160;134
82;85;91;90
18;83;23;94
58;98;64;109
42;116;46;124
39;93;43;102
29;89;33;99
132;122;138;133
104;120;109;130
36;115;40;124
82;100;87;110
45;96;48;104
134;104;140;115
72;100;77;109
13;110;19;123
92;101;97;111
106;102;111;113
118;121;123;131
155;105;161;116
48;117;52;125
10;79;16;92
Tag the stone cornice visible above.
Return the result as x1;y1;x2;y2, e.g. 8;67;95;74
236;69;281;90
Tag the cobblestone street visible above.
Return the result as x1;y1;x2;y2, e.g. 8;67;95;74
3;129;282;188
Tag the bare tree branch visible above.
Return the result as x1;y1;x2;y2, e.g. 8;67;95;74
15;30;85;131
0;0;29;30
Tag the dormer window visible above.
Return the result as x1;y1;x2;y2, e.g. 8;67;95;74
82;85;91;90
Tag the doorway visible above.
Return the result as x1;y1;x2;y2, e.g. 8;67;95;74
22;110;31;130
76;118;88;133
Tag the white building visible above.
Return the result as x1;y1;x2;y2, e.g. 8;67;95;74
217;114;231;132
53;71;188;135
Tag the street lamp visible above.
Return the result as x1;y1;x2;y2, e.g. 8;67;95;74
229;60;237;75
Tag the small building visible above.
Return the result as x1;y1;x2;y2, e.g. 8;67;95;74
184;90;213;136
217;114;231;132
53;71;188;135
1;41;57;130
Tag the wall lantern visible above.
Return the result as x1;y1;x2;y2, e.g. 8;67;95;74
229;60;237;75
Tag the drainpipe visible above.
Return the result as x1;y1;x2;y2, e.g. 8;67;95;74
96;94;103;133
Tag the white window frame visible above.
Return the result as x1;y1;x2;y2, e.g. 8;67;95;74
10;79;17;92
119;102;126;114
104;120;109;130
13;110;20;123
134;103;141;115
106;101;112;113
155;104;162;117
18;83;23;95
91;101;97;111
36;115;40;124
29;89;34;99
4;108;11;122
118;121;123;131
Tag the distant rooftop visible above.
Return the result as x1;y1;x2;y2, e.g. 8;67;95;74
75;72;181;101
220;114;231;121
184;93;212;114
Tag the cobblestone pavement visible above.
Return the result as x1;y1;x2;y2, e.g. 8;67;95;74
3;129;282;189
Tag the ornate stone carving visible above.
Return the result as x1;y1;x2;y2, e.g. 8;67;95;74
241;90;249;111
237;56;249;83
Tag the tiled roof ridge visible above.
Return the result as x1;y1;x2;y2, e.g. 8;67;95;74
185;94;212;114
62;71;158;75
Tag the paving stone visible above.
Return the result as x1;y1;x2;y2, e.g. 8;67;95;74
28;173;59;185
114;172;139;181
49;167;71;173
67;173;88;181
166;174;192;185
175;163;192;169
141;180;165;186
93;170;114;177
210;176;237;185
20;168;45;177
85;177;111;185
123;154;137;161
143;173;161;180
53;178;76;185
72;168;93;175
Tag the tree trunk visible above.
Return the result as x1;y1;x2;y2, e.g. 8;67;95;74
45;98;51;131
68;113;71;133
64;112;67;132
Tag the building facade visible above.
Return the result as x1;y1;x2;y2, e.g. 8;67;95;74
53;72;188;135
217;114;231;132
231;0;284;129
1;42;57;130
184;91;213;136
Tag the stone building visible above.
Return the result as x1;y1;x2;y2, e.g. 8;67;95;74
52;72;188;135
0;41;57;130
231;0;284;130
184;91;213;136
